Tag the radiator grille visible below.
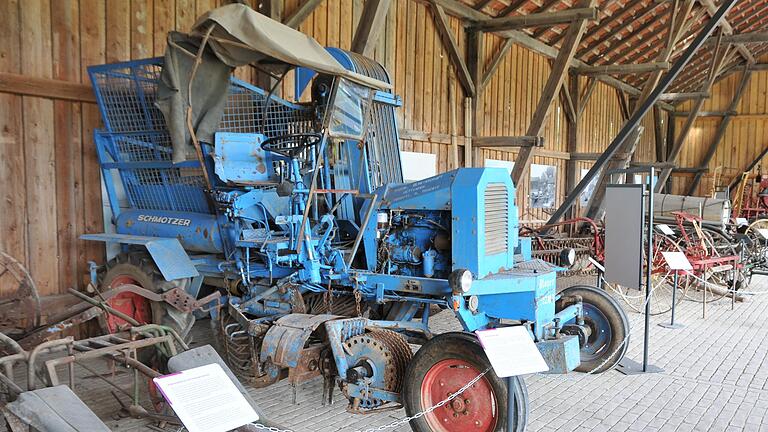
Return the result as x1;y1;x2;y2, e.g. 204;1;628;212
484;183;509;255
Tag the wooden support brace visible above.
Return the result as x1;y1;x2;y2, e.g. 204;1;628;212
474;136;545;148
351;0;392;57
429;0;475;96
658;91;710;101
575;62;671;76
284;0;324;29
480;38;514;91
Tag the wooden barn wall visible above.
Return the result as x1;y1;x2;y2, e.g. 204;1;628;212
0;0;650;296
672;67;768;197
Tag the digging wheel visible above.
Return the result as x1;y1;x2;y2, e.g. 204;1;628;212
99;252;195;342
343;329;412;410
557;285;629;373
0;252;41;341
403;332;528;432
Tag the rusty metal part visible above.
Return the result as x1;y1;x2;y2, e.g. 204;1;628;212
80;283;221;314
0;252;42;340
287;344;324;385
16;306;104;350
342;329;412;410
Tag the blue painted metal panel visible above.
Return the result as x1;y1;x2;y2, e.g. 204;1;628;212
213;132;273;184
114;209;226;253
80;233;199;280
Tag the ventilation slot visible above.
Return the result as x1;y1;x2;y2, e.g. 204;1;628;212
485;183;509;255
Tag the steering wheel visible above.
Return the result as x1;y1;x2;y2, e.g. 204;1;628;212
261;133;322;158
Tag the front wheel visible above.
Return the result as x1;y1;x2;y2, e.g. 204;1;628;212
403;332;528;432
557;285;629;373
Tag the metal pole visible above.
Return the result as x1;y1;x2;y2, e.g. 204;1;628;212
643;167;654;372
545;0;739;226
507;376;515;432
671;272;678;325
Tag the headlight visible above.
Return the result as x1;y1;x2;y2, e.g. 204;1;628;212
560;248;577;268
449;269;473;294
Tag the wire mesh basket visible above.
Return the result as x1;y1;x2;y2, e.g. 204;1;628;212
88;58;316;214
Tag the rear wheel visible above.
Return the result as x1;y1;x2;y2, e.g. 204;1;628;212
403;332;528;432
99;252;195;342
557;285;629;373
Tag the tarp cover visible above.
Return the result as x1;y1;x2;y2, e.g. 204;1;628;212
157;3;389;163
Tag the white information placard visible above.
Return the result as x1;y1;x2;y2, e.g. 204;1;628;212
656;224;675;236
475;326;549;377
154;363;259;432
736;217;749;226
661;251;692;271
757;228;768;240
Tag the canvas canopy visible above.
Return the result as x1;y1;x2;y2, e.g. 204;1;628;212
191;4;390;90
157;3;389;163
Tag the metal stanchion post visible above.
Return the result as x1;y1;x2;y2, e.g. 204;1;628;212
703;264;708;319
659;271;684;329
507;377;515;432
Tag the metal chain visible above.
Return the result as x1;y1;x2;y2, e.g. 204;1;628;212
244;367;491;432
353;280;362;317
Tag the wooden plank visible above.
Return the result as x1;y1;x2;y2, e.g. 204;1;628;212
428;0;474;96
351;0;391;57
0;73;95;103
153;0;175;57
21;0;58;295
284;0;324;29
658;91;710;101
470;7;598;33
52;0;83;293
511;0;593;185
0;0;27;275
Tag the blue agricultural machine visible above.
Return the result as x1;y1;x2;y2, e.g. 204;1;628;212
82;5;629;431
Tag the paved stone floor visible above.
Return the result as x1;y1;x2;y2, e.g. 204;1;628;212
6;274;768;432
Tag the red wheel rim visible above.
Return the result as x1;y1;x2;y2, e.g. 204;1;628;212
420;359;498;432
105;275;152;332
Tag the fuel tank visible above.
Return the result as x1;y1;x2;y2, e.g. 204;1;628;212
116;209;225;253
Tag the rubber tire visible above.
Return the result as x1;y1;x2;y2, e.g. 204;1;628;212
100;252;195;342
557;285;629;373
403;332;528;432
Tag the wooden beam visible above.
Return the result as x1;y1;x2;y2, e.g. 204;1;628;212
687;69;752;194
260;0;283;21
749;63;768;71
426;0;670;105
672;110;732;117
0;72;95;103
429;0;475;96
658;91;710;101
577;77;597;116
704;31;768;45
574;62;671;76
466;29;484;166
283;0;323;29
565;74;579;200
510;0;594;185
698;0;756;64
469;7;598;32
480;38;513;91
474;136;545;148
351;0;392;57
653;106;667;163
